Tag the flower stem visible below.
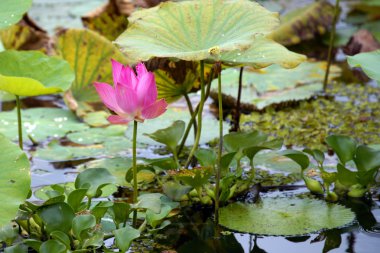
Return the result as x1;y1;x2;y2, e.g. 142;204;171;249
215;67;223;223
233;66;244;131
184;60;206;168
15;95;23;150
132;120;138;227
178;68;214;157
323;0;340;91
184;93;197;139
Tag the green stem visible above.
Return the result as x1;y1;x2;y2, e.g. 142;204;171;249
173;150;180;169
215;69;223;223
233;66;244;132
132;120;138;227
184;60;206;168
323;0;340;91
178;68;214;157
184;93;197;139
86;197;92;209
15;95;23;150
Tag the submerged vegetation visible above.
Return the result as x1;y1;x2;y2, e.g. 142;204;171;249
0;0;379;252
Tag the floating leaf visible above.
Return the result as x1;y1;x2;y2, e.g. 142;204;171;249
0;0;32;29
270;1;335;45
219;198;355;236
0;50;74;96
67;125;127;145
347;50;380;82
56;29;127;115
253;151;303;173
0;134;30;228
115;0;279;63
0;108;88;143
211;62;341;110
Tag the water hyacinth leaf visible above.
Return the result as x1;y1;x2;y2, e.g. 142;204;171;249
39;240;66;253
0;134;30;228
244;138;283;162
173;167;213;190
354;145;380;171
110;202;131;227
37;202;75;234
72;214;96;240
194;148;217;167
4;244;28;253
113;226;140;252
162;181;192;201
223;131;268;152
347;50;380;82
0;108;88;143
326;135;357;165
219;198;355;236
0;50;74;96
67;188;88;212
144;120;185;154
220;36;306;68
303;148;325;165
0;0;32;29
56;29;127;115
115;0;279;63
211;62;340;110
270;1;335;46
279;150;310;171
337;164;357;187
50;231;70;250
136;193;163;213
75;168;116;198
146;204;173;229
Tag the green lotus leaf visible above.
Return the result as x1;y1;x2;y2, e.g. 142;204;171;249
211;62;341;110
220;36;306;69
0;0;32;29
270;1;335;46
0;108;88;143
0;50;74;96
115;0;279;63
219;198;355;236
0;134;30;228
347;50;380;82
56;29;127;115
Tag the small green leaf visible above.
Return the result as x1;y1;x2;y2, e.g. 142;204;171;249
146;204;173;229
354;145;380;171
136;193;163;214
72;214;96;240
194;148;217;167
162;181;192;201
50;231;70;250
37;203;75;234
279;150;310;171
337;164;358;187
0;50;74;96
113;226;140;252
75;168;116;198
144;120;185;154
326;135;357;165
303;148;325;165
224;130;268;152
110;202;131;227
67;188;88;212
4;244;27;253
347;50;380;82
39;240;66;253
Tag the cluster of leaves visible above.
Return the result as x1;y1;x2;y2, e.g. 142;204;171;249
281;135;380;200
2;168;177;252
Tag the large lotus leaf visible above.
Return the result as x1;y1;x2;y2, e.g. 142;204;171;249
211;62;340;110
220;36;306;69
0;134;30;228
115;0;279;63
67;125;127;145
0;108;88;143
347;50;380;82
56;29;127;115
126;107;228;146
219;198;355;236
270;1;335;46
0;0;32;29
0;50;75;96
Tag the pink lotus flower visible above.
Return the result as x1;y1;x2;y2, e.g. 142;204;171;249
94;60;168;124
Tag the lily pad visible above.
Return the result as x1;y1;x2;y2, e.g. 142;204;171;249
0;50;74;96
211;62;341;110
115;0;279;63
253;151;305;173
347;50;380;82
219;198;355;236
0;108;88;143
67;125;127;145
0;0;32;29
126;108;228;146
0;134;31;228
56;29;127;116
270;1;335;45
